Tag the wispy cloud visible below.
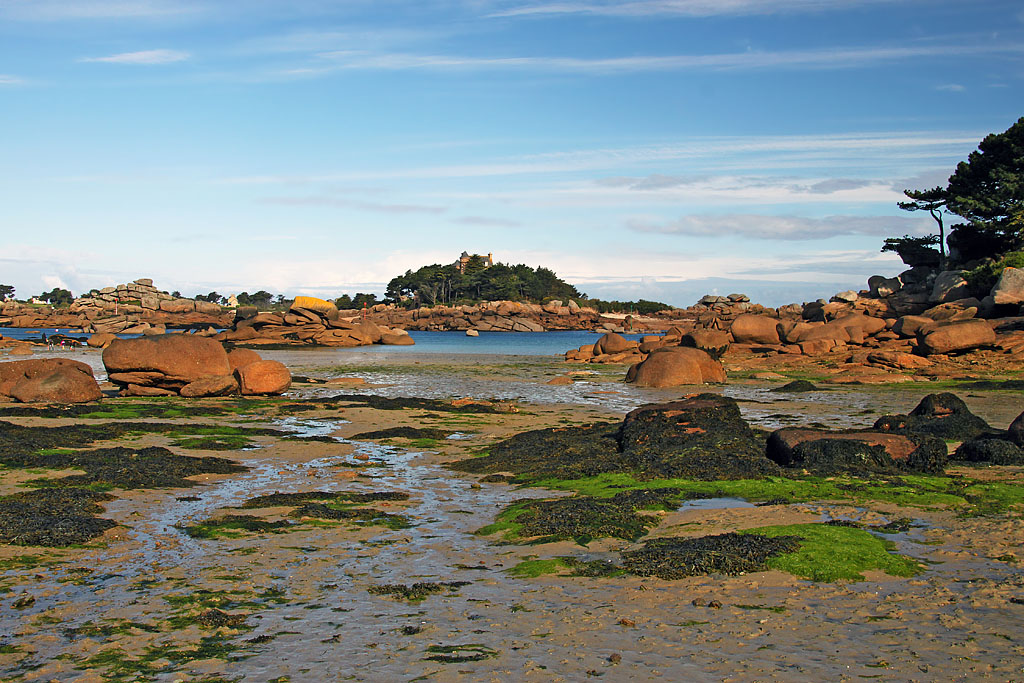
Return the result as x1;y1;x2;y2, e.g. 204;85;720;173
628;213;930;240
453;215;522;227
80;49;191;64
0;74;24;85
306;42;1024;75
935;83;965;92
0;0;198;20
487;0;903;18
222;131;982;185
261;196;447;214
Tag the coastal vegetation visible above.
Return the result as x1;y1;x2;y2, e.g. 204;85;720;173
893;116;1024;270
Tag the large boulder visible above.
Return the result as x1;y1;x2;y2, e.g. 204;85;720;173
235;360;292;395
930;270;970;303
618;395;781;479
992;266;1024;305
679;329;730;359
955;437;1024;465
380;330;415;345
0;359;102;404
892;315;934;338
1010;411;1024;446
766;428;947;474
103;335;232;390
729;313;780;345
874;393;993;440
227;348;263;371
593;332;637;355
291;296;338;317
917;319;996;355
179;374;239;398
627;347;726;387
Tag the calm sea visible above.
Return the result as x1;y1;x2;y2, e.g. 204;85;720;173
0;328;646;357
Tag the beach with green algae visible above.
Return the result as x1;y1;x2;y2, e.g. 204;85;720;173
2;348;1024;681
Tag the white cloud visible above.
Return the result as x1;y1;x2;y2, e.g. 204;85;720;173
935;83;966;92
308;42;1024;75
80;49;190;64
628;213;931;240
0;74;24;84
221;131;982;185
487;0;904;18
260;196;446;214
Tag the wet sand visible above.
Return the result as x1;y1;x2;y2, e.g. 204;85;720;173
2;347;1024;681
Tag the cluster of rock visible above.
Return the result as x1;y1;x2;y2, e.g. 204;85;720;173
216;296;414;347
566;330;728;387
0;358;102;403
0;278;231;334
563;267;1024;387
363;299;604;333
103;335;292;397
457;393;1001;483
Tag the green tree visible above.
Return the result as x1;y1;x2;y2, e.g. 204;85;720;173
897;186;948;269
945;116;1024;255
38;287;73;306
352;292;378;308
0;284;14;301
335;294;354;309
248;290;274;308
196;291;222;304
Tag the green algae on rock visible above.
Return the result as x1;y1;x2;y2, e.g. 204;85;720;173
453;394;779;483
621;533;803;579
478;489;685;545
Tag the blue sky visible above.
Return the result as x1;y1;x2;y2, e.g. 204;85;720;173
2;0;1022;307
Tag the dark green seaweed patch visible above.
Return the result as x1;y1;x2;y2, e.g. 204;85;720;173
423;643;498;663
621;533;803;579
480;489;684;545
452;422;626;481
0;488;117;546
349;427;454;440
241;490;410;508
11;446;245;489
290;502;412;529
368;581;471;603
315;394;501;413
179;515;294;539
770;380;825;393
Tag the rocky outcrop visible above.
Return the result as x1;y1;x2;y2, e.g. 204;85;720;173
102;335;290;397
0;359;102;403
216;297;414;348
0;278;231;333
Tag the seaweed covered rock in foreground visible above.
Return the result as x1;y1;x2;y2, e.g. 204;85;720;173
621;533;802;579
618;394;780;479
873;392;994;440
955;437;1024;465
0;488;117;546
767;428;948;474
453;394;780;482
451;422;625;480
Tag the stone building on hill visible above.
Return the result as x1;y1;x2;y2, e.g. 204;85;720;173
454;251;494;273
